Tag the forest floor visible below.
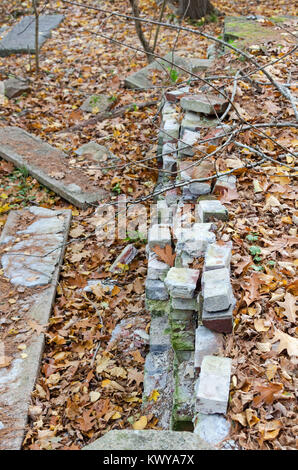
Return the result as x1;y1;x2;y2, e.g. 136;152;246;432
0;0;297;450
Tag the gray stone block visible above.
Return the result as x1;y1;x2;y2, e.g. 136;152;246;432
172;354;196;431
197;200;228;222
202;268;233;312
149;315;171;352
3;77;31;98
181;93;228;116
148;224;171;249
0;15;64;56
178;129;200;157
145;278;169;301
202;298;235;334
80;94;112;113
194;413;231;446
147;250;170;281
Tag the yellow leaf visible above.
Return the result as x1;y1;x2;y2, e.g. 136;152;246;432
281;216;292;224
111;411;122;420
0;193;8;199
89;391;101;402
266;363;278;381
271;328;298;356
132;415;147;430
254;318;270;332
148;389;160;402
101;379;111;387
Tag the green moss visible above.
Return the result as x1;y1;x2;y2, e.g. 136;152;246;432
145;299;170;316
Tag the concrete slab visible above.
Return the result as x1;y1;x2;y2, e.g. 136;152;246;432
125;52;213;89
0;207;71;450
0;15;64;56
82;429;213;450
0;127;107;208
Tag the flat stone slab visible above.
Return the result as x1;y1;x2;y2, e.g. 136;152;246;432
0;15;64;56
80;94;113;113
82;429;212;450
3;77;31;99
125;52;213;89
0;207;71;450
0;127;107;208
181;93;228;116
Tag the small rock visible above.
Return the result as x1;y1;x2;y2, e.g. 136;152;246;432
165;267;200;299
80;94;112;113
4;77;31;99
181;93;228;116
109;244;138;272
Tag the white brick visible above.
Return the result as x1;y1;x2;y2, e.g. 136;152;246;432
165;267;200;299
178;129;200;157
202;268;233;312
147;251;170;281
204;241;232;271
148;224;171;249
194;326;223;370
196;200;228;223
196;355;232;414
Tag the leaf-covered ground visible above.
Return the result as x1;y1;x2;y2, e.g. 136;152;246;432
0;0;297;450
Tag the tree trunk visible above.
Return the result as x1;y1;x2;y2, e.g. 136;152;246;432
179;0;215;19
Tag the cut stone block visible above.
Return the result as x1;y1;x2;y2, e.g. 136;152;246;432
202;298;235;334
82;429;212;450
196;355;232;415
164;86;190;102
197;200;228;222
145;298;170;317
150;199;173;225
181;186;198;202
163;154;177;174
0;127;107;208
143;348;175;429
0;15;64;56
147;251;170;281
148;224;171;250
178;129;200;157
162;101;177;114
194;326;223;370
80;94;112;113
165;267;200;299
0;207;71;450
204;241;232;271
176;225;216;259
213;174;237;194
109;244;138;272
169;308;194;321
171;317;196;351
149;315;171;352
3;77;31;98
162;142;177;159
194;413;231;446
172;354;196;431
160;117;180;143
202;268;233;312
181;112;219;133
171;296;199;311
146;278;169;301
165;188;179;206
181;93;228;116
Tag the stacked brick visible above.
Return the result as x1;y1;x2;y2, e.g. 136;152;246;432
143;86;236;444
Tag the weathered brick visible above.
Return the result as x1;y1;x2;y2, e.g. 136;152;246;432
202;268;233;312
148;224;171;249
197;200;228;222
172;354;196;431
194;326;223;370
178;129;200;158
202;298;235;334
165;267;200;299
204;241;232;271
109;244;138;272
171;296;199;311
149;315;171;352
179;159;213;195
147;250;170;281
176;225;216;259
160;117;180;143
145;298;171;317
213;174;237;195
181;93;228;116
164;86;190;102
195;355;232;414
169;308;194;321
171;317;196;351
145;278;169;301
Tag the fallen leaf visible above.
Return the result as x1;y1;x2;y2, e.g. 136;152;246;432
153;244;176;267
271;329;298;356
132;415;147;430
277;293;297;323
253;382;283;406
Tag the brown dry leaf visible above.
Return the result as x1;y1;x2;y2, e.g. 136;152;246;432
254;318;270;332
258;420;282;441
253;382;283;406
96;355;115;374
246;408;260;427
152;244;176;267
243;273;263;306
271;329;298;356
265;363;278;381
130;350;145;363
28;319;46;336
277;293;297;323
133;277;144;294
231;412;247;427
234;256;252;276
76;410;95;432
108;366;127;379
69;225;85;238
132;415;147;430
127;368;144;387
